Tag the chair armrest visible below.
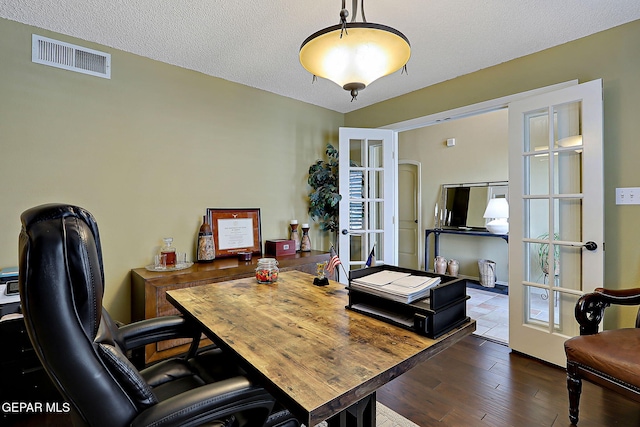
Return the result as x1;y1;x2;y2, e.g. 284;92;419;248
117;315;200;352
130;376;275;427
575;287;640;335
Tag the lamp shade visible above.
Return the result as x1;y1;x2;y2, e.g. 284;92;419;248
483;198;509;234
483;198;509;219
299;23;411;96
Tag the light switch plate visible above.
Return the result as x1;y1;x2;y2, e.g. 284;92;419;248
616;187;640;205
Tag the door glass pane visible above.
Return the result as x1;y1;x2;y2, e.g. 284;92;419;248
349;234;363;265
368;202;384;231
524;285;550;330
555;150;582;195
553;101;582;150
369;232;383;264
557;246;582;291
349;170;364;199
525;236;560;286
555;198;582;242
349;202;364;230
524;109;549;153
527;240;553;285
349;138;363;166
368;170;384;198
526;154;549;196
554;291;580;335
367;139;383;168
526;199;549;239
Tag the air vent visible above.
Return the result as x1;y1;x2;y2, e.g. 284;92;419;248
32;35;111;79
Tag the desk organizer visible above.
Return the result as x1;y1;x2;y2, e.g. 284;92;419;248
347;265;470;339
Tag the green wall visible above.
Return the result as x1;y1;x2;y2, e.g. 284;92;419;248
0;18;343;322
3;16;640;329
346;19;640;329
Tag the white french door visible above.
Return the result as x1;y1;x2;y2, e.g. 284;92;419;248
508;79;604;366
337;127;397;283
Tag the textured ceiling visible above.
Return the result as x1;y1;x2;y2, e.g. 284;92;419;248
2;1;640;113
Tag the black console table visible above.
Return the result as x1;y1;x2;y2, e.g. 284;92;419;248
424;228;508;272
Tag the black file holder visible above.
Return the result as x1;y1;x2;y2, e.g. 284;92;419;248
347;265;470;339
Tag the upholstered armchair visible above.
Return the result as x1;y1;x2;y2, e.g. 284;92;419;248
19;204;299;427
564;287;640;425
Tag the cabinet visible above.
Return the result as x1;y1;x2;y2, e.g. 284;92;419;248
131;250;330;365
0;311;61;412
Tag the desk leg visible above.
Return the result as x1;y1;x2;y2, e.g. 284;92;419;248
326;392;376;427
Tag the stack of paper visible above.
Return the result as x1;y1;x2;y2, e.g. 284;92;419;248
350;270;441;303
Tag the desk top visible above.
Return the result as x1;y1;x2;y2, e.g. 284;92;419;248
167;270;475;426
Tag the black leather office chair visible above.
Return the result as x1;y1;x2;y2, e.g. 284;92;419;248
19;204;299;427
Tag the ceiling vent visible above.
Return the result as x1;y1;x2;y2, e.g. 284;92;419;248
32;34;111;79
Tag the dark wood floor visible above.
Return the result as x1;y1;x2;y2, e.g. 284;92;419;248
378;334;640;426
7;335;640;426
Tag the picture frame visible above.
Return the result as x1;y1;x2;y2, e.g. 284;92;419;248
206;208;262;258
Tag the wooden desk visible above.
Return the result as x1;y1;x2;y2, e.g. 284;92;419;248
167;270;475;426
131;251;329;365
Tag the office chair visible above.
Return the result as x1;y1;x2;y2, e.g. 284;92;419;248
19;204;299;427
564;287;640;425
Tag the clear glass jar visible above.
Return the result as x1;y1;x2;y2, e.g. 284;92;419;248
161;237;177;267
255;258;279;284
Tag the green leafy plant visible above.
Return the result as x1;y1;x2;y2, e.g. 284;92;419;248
308;144;341;234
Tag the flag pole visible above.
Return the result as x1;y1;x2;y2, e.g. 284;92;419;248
329;244;350;282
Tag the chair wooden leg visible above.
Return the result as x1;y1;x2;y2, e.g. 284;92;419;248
567;366;582;425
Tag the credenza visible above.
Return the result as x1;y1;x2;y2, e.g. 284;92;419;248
131;250;330;366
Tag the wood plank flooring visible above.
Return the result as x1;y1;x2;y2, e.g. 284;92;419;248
378;334;640;426
7;335;640;426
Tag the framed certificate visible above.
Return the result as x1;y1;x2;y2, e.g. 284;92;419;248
206;208;262;258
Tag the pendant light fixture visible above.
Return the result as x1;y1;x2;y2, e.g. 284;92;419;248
299;0;411;101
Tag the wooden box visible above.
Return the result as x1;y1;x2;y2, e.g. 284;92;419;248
265;239;296;256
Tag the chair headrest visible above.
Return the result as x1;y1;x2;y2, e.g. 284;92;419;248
19;203;105;339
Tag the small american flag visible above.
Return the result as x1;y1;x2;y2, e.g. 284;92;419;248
326;246;341;278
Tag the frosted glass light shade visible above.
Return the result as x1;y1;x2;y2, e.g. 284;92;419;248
300;23;410;95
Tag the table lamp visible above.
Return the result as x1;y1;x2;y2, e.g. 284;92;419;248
483;198;509;234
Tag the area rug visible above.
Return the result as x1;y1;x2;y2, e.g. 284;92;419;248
310;403;419;427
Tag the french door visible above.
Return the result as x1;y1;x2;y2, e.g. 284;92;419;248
508;79;604;366
337;127;397;283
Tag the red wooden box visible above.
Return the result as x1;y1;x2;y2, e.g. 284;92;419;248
265;239;296;256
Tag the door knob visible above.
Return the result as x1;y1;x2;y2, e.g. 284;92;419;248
341;229;349;235
583;241;598;251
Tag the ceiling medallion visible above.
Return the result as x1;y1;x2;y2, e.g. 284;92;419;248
299;0;411;101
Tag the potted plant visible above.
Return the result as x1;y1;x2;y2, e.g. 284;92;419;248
308;144;341;245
